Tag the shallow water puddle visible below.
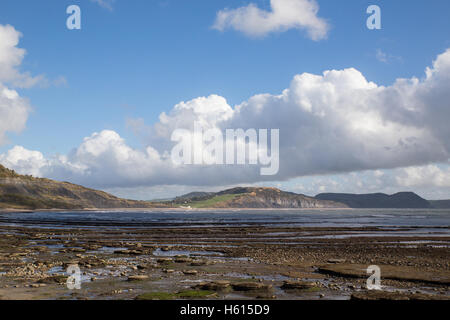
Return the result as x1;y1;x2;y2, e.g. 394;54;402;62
152;248;225;257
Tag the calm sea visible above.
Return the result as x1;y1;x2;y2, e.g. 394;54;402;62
0;209;449;235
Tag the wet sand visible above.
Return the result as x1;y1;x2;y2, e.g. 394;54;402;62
0;219;449;300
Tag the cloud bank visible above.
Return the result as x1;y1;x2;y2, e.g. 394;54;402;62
213;0;329;40
0;25;45;88
1;49;450;192
0;25;35;145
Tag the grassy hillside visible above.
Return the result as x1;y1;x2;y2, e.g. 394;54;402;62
188;194;242;208
0;164;166;210
0;165;20;178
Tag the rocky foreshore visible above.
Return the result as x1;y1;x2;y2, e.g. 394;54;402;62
0;222;449;300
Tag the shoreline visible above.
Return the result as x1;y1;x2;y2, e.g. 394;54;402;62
0;215;448;300
5;206;450;214
0;207;358;214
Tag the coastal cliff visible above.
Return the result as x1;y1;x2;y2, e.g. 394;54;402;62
1;164;446;210
172;187;347;209
0;164;163;210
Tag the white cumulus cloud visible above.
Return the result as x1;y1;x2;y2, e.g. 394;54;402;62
0;24;51;145
0;146;47;177
396;164;450;188
0;85;30;145
0;24;67;147
213;0;329;40
0;24;45;88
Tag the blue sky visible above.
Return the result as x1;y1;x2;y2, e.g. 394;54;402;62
1;0;450;199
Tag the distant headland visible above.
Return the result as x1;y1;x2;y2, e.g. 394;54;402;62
0;164;448;210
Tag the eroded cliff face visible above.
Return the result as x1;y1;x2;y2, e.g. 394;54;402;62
225;194;346;208
189;187;348;209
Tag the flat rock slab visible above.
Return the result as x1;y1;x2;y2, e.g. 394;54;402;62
232;282;272;291
318;264;450;285
190;260;209;266
182;270;198;275
351;291;450;301
281;280;317;290
114;249;143;255
162;269;175;273
195;280;231;291
327;259;346;264
127;275;149;281
37;275;68;284
174;257;193;263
